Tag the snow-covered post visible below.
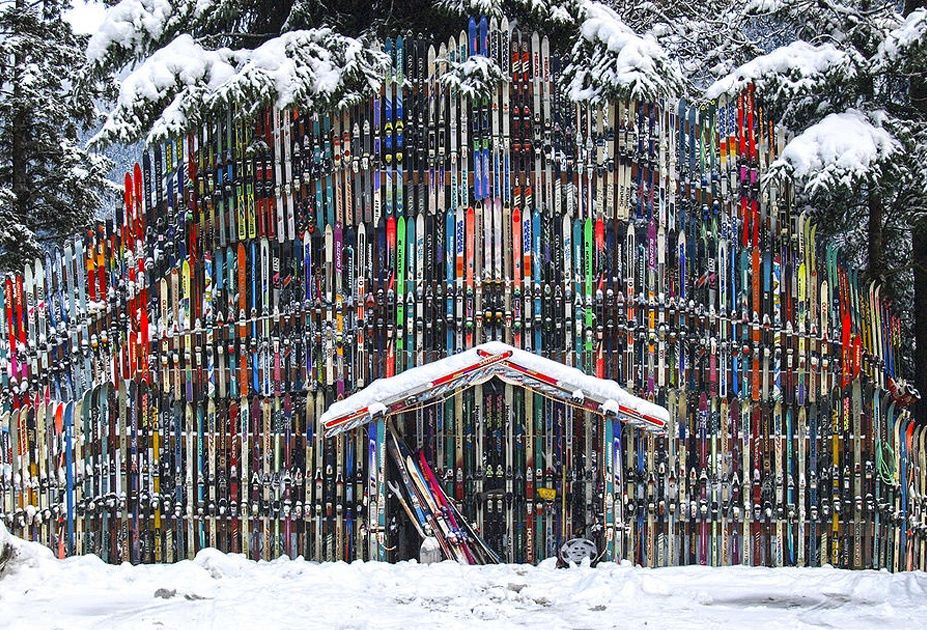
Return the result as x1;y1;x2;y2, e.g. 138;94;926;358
419;535;442;564
0;520;13;574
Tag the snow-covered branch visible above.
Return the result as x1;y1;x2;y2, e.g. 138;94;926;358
92;29;390;145
436;0;506;18
874;8;927;73
85;0;204;71
437;0;585;25
704;40;859;101
563;2;682;104
769;109;899;194
440;54;503;100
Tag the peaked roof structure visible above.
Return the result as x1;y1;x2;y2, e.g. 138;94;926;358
321;341;669;437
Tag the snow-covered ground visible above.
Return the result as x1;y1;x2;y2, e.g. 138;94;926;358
1;523;925;629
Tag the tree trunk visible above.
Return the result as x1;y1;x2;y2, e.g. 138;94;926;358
914;221;927;417
10;0;27;224
868;185;883;283
906;0;927;417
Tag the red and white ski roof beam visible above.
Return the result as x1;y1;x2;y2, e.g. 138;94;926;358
321;341;669;438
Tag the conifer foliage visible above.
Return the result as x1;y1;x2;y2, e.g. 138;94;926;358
83;1;682;144
707;0;927;380
0;0;111;271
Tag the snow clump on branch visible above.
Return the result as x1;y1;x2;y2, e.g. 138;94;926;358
92;29;389;145
563;2;683;104
440;54;504;100
874;8;927;71
704;40;858;101
770;109;899;194
85;0;205;68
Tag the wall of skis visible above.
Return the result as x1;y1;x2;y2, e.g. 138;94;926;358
0;17;924;570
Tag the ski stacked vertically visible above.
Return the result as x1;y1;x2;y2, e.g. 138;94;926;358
0;15;922;571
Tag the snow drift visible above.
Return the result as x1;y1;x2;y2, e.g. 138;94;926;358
0;526;925;628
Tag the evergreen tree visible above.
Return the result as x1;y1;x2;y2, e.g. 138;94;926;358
707;0;927;380
610;0;761;89
0;0;112;271
901;0;927;415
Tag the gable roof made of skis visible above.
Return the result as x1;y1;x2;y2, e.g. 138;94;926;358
320;341;668;438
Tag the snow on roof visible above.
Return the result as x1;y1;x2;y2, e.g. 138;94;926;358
771;109;898;193
321;341;669;437
704;41;857;101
